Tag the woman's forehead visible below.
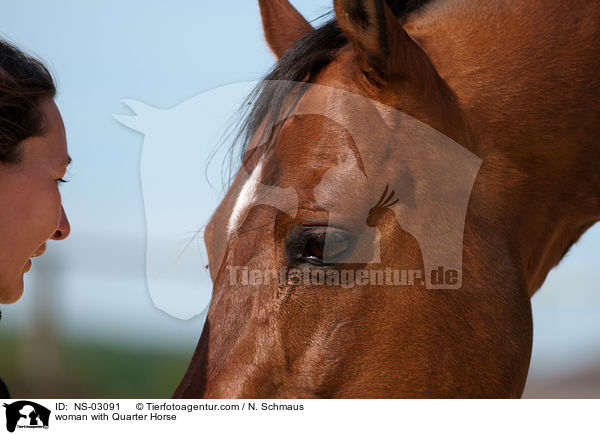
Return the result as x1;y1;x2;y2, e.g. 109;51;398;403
19;99;70;169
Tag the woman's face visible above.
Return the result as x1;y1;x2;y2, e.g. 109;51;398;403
0;98;71;304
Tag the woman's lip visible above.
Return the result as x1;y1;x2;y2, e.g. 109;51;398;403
25;248;45;273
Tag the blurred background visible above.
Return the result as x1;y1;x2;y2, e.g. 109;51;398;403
0;1;598;398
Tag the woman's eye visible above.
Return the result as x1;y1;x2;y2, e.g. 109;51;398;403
56;178;69;184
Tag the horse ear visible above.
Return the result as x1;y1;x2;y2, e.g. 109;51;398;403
334;0;435;85
259;0;314;58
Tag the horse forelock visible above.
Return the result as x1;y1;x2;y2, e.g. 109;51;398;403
228;0;434;181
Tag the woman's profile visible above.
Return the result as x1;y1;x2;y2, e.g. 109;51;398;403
0;39;71;398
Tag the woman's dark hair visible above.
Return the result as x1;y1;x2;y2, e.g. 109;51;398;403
0;39;56;163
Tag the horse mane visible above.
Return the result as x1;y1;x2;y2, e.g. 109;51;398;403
227;0;433;175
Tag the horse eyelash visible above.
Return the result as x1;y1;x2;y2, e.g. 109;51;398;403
57;178;69;184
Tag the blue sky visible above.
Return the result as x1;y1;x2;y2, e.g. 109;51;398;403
0;0;336;347
0;1;598;389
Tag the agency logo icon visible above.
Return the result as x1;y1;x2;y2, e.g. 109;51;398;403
3;401;50;433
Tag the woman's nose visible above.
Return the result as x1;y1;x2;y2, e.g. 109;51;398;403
52;205;71;240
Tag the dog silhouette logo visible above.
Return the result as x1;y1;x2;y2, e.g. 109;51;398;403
3;401;50;432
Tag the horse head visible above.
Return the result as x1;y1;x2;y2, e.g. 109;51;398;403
175;0;599;397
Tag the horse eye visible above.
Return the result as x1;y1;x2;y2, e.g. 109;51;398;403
303;237;325;261
287;227;353;266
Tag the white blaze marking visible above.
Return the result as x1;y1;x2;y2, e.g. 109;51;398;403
227;157;265;235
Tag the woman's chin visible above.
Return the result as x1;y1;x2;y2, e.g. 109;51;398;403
0;276;25;305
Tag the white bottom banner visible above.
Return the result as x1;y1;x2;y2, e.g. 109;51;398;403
0;399;596;434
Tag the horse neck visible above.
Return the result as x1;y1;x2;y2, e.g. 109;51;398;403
407;0;600;294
